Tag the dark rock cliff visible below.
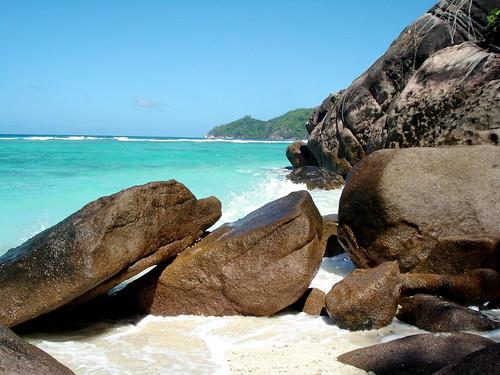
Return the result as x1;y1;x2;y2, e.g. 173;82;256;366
306;0;500;177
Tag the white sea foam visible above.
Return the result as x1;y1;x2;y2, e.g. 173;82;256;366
21;254;500;375
3;135;294;143
18;221;48;243
310;255;355;292
24;255;366;374
29;255;497;375
216;168;342;227
113;136;134;141
25;136;55;140
1;135;106;141
113;136;292;144
23;136;91;141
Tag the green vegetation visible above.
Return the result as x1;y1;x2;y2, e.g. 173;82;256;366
487;8;500;31
484;8;500;48
207;108;313;140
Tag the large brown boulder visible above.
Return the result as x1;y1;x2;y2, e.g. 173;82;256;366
401;268;500;305
307;0;499;177
325;261;401;330
397;294;500;332
0;181;221;327
120;190;323;316
286;141;318;168
337;333;495;375
337;146;500;274
0;324;74;374
434;343;500;375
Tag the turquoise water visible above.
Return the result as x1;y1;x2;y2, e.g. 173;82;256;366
0;135;339;255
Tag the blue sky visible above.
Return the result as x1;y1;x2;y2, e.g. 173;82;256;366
0;0;436;137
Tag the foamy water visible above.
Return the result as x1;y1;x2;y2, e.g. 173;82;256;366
18;256;400;375
216;169;343;227
24;251;500;374
0;134;294;144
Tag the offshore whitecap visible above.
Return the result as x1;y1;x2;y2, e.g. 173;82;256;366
1;136;498;374
0;135;298;143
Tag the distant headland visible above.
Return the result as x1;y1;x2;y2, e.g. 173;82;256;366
206;108;313;140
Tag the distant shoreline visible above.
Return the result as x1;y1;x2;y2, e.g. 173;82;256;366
0;134;296;143
204;135;305;142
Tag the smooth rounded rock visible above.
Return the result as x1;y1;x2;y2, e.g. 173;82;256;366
325;261;401;330
397;294;500;332
337;145;500;274
120;190;324;317
337;333;495;375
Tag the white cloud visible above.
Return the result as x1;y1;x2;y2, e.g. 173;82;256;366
134;97;158;109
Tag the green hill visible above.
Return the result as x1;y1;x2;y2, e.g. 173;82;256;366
207;108;313;140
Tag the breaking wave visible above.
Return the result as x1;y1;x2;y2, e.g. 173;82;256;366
0;135;293;144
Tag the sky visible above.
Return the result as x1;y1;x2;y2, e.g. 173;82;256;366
0;0;436;137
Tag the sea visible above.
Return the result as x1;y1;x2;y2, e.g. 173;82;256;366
1;134;499;374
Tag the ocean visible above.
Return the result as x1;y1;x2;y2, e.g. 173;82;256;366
0;134;338;254
1;134;499;374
